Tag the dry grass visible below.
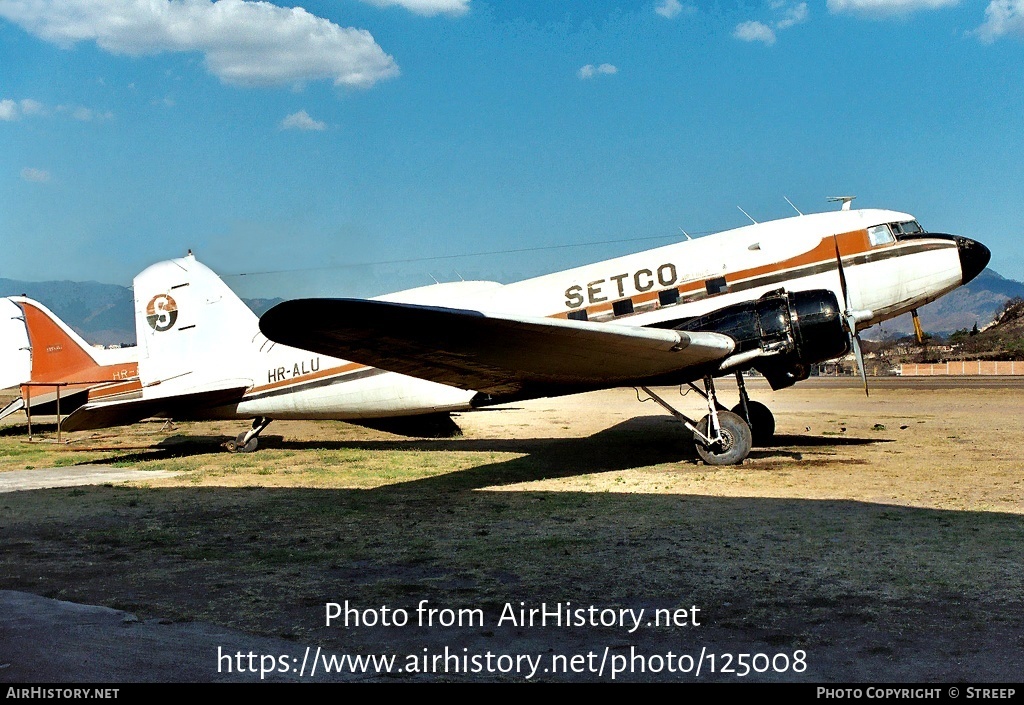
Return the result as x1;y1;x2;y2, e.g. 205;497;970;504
1;380;1022;680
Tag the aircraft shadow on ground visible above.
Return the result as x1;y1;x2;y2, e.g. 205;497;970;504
2;420;1019;682
80;415;893;491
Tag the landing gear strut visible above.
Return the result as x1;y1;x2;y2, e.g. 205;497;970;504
225;417;272;453
731;371;776;446
640;376;752;466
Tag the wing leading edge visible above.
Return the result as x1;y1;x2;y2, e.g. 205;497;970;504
259;299;735;400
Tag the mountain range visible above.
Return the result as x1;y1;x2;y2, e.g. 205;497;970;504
3;268;1022;347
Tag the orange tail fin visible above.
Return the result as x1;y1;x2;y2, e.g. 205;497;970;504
16;298;104;384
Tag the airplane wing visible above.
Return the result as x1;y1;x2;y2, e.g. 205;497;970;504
61;383;249;432
260;299;735;399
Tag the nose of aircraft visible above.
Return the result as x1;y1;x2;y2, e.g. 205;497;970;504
955;236;991;285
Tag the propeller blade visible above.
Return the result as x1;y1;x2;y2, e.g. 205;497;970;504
848;325;869;397
833;236;851;309
835;236;869;396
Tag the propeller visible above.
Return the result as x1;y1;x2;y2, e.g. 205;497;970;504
832;236;871;396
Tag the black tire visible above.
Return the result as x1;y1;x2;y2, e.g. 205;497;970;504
731;400;775;446
226;435;258;453
694;410;753;465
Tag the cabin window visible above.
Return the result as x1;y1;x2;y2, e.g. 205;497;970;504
892;220;923;236
612;299;634;317
568;310;588;321
705;277;728;295
659;288;680;306
868;224;895;246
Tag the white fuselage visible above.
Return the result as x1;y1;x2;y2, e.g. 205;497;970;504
132;208;968;421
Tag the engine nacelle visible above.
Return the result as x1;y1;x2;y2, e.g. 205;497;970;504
663;289;849;390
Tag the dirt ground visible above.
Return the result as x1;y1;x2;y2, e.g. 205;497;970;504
1;378;1022;682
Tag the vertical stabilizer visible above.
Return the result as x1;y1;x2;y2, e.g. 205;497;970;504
11;297;104;384
0;297;139;421
133;254;258;390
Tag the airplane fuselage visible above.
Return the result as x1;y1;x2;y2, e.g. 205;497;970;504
214;208;987;419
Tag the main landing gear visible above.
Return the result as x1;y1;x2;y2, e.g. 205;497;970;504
640;371;777;465
731;371;776;447
225;417;272;453
641;376;753;466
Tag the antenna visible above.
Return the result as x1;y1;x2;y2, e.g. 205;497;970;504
737;206;758;224
784;196;803;216
827;196;857;211
678;227;692;241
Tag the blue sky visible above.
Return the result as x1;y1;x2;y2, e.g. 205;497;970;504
2;0;1023;299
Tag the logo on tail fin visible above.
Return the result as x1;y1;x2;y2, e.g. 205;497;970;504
146;294;178;332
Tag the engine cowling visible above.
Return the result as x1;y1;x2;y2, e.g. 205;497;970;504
660;289;849;390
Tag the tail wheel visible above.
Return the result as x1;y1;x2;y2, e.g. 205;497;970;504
232;432;259;453
694;411;752;465
732;400;776;446
224;418;271;453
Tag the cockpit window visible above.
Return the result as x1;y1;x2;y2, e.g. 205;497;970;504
892;220;923;236
868;224;895;246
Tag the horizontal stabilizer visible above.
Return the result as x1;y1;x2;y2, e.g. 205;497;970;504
0;397;25;423
61;384;248;432
260;299;734;397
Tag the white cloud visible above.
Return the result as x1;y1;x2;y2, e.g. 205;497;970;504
1;97;47;120
0;99;17;121
19;98;45;115
733;20;777;44
578;63;618;79
776;2;809;28
975;0;1024;41
826;0;958;16
280;110;327;131
20;168;51;182
359;0;470;16
655;0;695;18
0;0;400;89
734;2;808;45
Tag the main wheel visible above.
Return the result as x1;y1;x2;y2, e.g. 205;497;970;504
694;410;753;465
226;433;259;453
731;400;775;446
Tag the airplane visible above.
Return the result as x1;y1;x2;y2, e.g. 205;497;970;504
257;206;991;465
0;296;139;423
1;205;989;465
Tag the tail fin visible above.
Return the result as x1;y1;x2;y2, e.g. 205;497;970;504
0;297;139;421
10;297;106;384
133;253;259;388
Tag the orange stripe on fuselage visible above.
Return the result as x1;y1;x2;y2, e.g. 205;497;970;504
245;361;367;396
84;379;143;401
552;229;876;319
